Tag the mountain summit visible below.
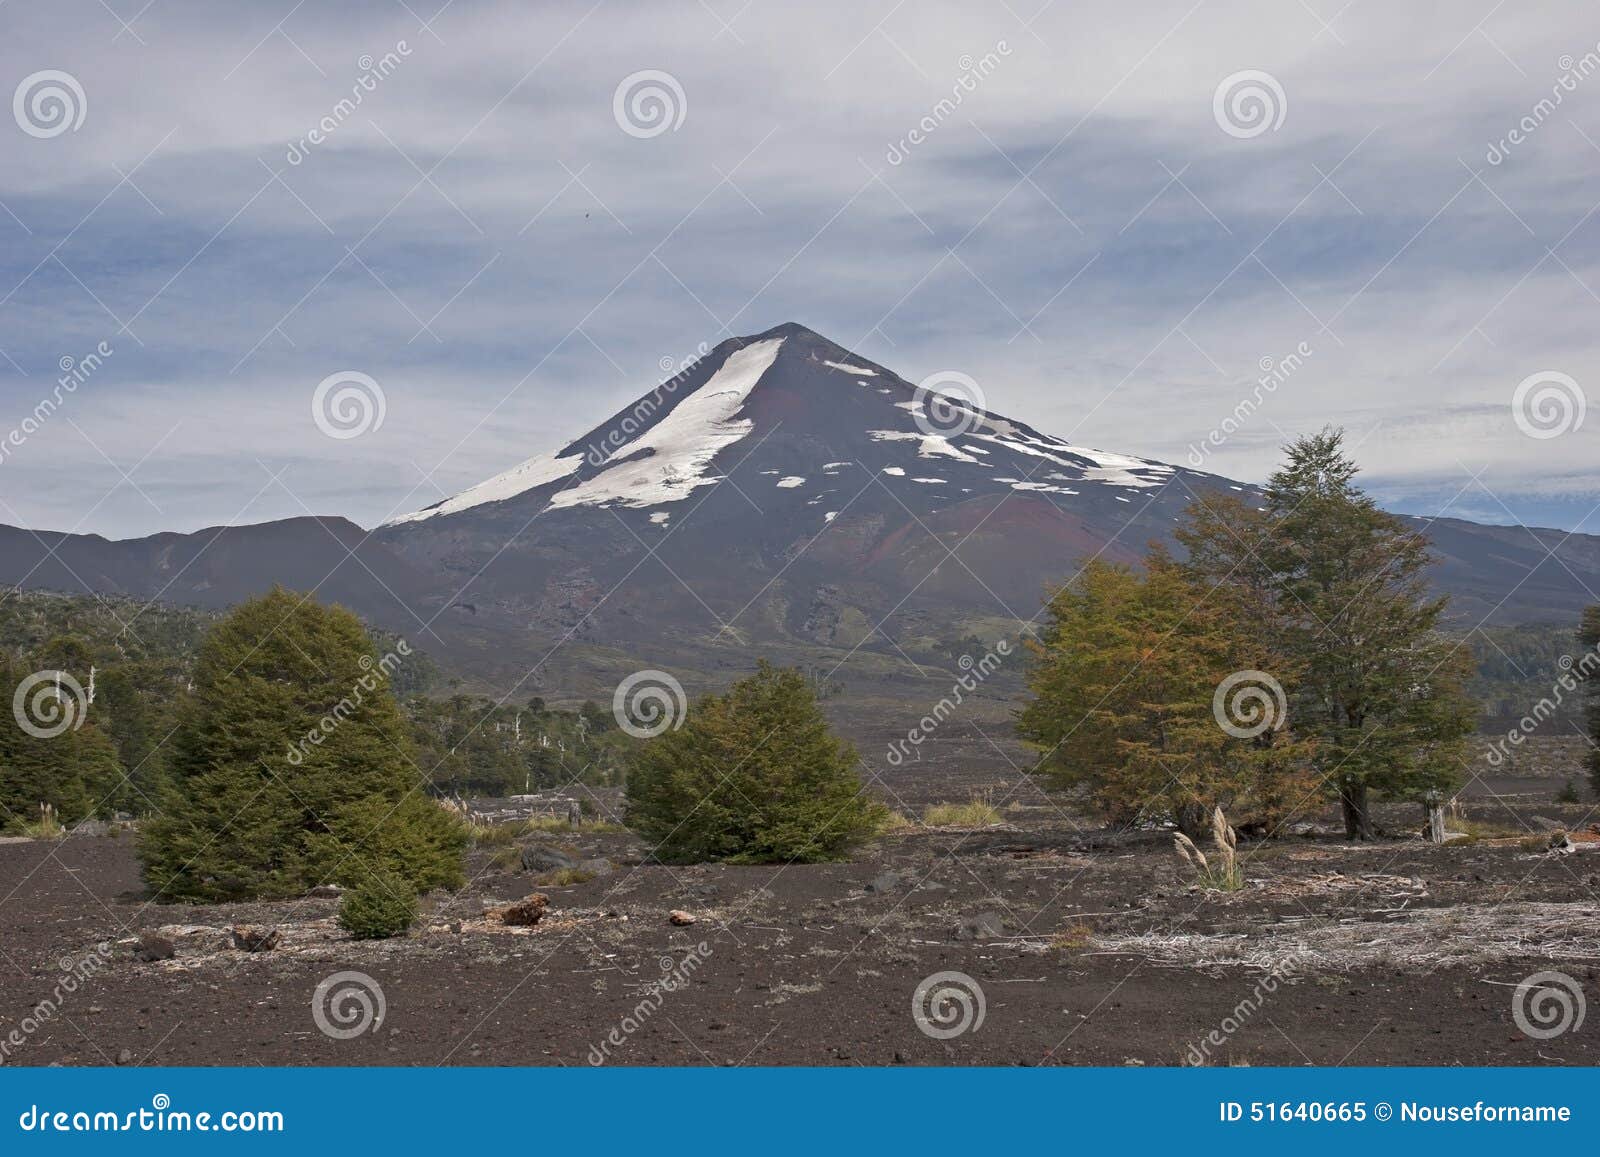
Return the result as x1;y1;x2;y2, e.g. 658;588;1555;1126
2;323;1596;700
386;322;1183;529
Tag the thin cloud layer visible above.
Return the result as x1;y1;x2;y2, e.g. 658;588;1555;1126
0;0;1596;537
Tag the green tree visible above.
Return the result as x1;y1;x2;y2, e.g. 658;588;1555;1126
625;662;886;863
1017;549;1313;837
0;653;123;827
1259;429;1476;838
139;588;465;902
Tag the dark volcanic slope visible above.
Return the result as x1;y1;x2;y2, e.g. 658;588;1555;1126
0;517;441;624
373;323;1226;645
0;323;1595;696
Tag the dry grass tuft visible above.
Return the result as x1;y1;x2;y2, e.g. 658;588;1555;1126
922;798;1003;828
1174;806;1243;891
12;803;66;841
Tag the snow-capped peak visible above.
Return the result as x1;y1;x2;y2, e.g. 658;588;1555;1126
385;322;1185;529
387;337;785;526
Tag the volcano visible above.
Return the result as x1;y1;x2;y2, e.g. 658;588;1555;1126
368;322;1221;676
3;322;1597;700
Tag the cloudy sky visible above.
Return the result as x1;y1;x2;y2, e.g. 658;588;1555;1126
1;0;1596;538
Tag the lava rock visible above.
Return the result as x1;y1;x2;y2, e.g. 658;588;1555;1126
864;871;905;894
230;926;280;952
520;843;576;873
496;893;550;927
953;911;1006;941
134;933;175;962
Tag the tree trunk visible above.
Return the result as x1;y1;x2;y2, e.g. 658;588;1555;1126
1174;801;1211;841
1339;781;1376;841
1423;792;1446;844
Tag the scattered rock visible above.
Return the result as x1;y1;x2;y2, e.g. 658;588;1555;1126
669;910;697;926
1548;832;1576;855
229;926;280;952
308;884;343;899
577;857;615;878
864;871;905;894
953;911;1006;941
134;933;175;962
496;893;550;927
520;844;576;873
115;1048;133;1066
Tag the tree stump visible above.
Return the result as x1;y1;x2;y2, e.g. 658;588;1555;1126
1423;791;1446;844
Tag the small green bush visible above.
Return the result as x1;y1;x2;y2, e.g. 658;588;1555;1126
338;867;418;939
625;661;887;863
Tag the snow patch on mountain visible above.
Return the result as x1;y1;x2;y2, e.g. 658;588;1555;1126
866;430;981;463
546;338;785;512
823;360;876;376
386;448;582;525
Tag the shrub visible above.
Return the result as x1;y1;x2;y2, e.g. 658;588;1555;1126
338;867;418;939
534;866;596;886
139;588;467;902
625;662;887;863
470;822;521;847
922;798;1002;828
10;802;66;840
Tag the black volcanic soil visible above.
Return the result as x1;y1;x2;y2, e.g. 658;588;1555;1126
2;782;1597;1067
